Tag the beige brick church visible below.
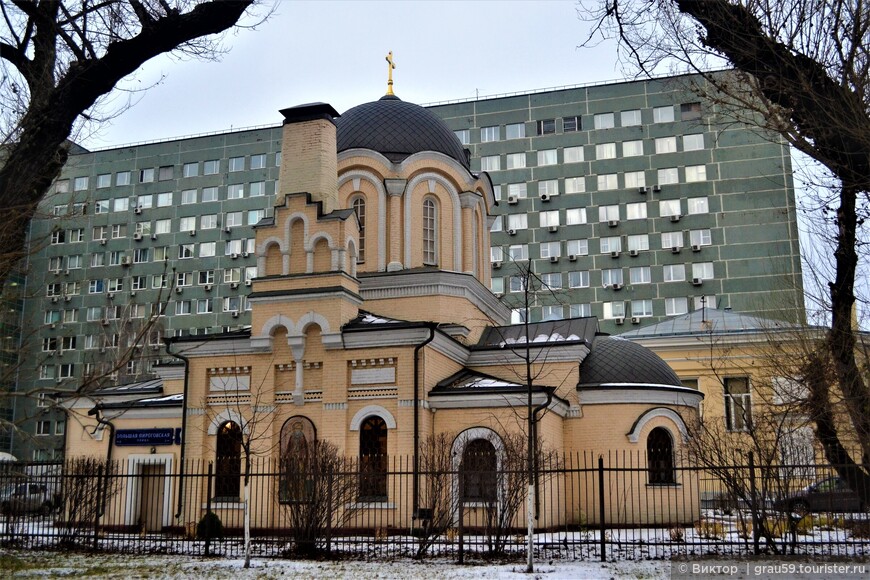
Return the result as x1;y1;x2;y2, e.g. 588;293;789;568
63;88;703;531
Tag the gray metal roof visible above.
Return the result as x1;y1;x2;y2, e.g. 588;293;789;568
336;95;470;168
617;308;799;339
476;317;598;348
578;336;682;388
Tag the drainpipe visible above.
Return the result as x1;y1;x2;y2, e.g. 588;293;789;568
531;386;555;519
87;406;115;519
165;339;191;520
412;323;437;521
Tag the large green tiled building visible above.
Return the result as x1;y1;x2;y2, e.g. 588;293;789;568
9;74;802;459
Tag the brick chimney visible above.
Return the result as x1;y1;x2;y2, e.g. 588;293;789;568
276;103;340;213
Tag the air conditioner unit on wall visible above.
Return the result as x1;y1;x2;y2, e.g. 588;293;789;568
507;195;518;205
615;317;624;325
540;193;550;202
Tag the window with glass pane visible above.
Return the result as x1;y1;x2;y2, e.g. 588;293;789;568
690;229;712;246
564;146;584;163
691;262;714;280
565;177;585;194
539;180;558;196
505;123;525;139
655;137;677;154
536;119;555;135
630;266;651;284
139;168;154;183
622;140;643;157
541;305;563;320
541;273;561;290
570;304;591;317
653;106;674;123
688;197;709;215
506;153;526;169
454;129;470;144
423;199;437;265
626;202;647;220
202;187;218;202
537;149;557;166
116;171;131;186
509;276;526;293
511;309;527;324
659;199;681;217
661;232;683;249
600;236;621;253
598;205;619;222
594;113;614;129
508;244;528;261
491;247;504;262
183;162;199;178
681;102;702;120
539;241;560;258
724;377;751;431
663;264;686;282
597;174;618;190
562;116;580;132
539;210;559;228
625;171;646;189
596;143;616;159
203;160;220;175
481;155;500;171
157;192;172;207
685;165;707;182
567;239;588;256
627;234;649;251
568;271;589;288
566;208;586;225
507;214;527;231
491;277;504;294
602;268;623;286
481;126;500;142
631;299;653;317
683;134;704;151
113;198;128;212
229;157;245;172
603;301;625;319
665;297;688;316
507;183;527;198
621;109;642;126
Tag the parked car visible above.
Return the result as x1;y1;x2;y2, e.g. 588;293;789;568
773;477;865;515
0;481;61;516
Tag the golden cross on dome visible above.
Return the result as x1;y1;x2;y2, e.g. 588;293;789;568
385;51;396;96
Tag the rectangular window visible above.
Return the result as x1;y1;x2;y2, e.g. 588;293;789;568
137;194;153;210
490;278;504;294
481;155;500;171
570;304;591;318
724;377;751;431
201;214;218;229
199;270;216;285
562;116;580;132
111;224;126;239
688;197;709;215
627;234;649;251
131;276;146;290
508;244;528;261
176;272;193;287
692;262;714;280
158;166;173;181
509;276;526;293
228;184;245;199
507;214;527;231
107;278;123;293
665;297;688;316
655;137;677;154
74;176;89;191
622;172;646;192
139;168;154;183
600;236;621;253
55;180;70;194
250;181;266;197
661;232;684;250
202;186;219;202
653;106;675;123
183;162;199;178
685;165;707;182
631;299;653;317
564;146;584;163
247;210;264;225
537;149;557;166
596;143;617;160
541;305;563;320
96;174;111;188
67;255;82;269
626;202;647;220
152;219;169;235
94;200;109;214
157;192;173;207
250;153;267;169
454;129;470;145
536;119;555;135
226;212;243;227
133;248;149;263
620;109;642;126
229;157;245;172
603;301;625;319
539;210;559;228
593;113;614;130
116;171;131;186
622;140;643;157
490;247;504;263
197;298;213;314
481;126;500;142
602;268;623;286
598;205;619;222
538;180;558;196
690;229;712;246
567;239;588;256
89;279;104;294
630;266;651;284
507;183;528;199
181;189;197;204
506;153;526;169
152;274;167;289
539;241;561;259
597;174;618;190
565;177;585;194
179;244;195;259
90;253;104;267
683;134;704;151
175;301;192;315
568;271;589;288
541;273;561;290
565;208;586;225
681;102;702;120
51;230;65;244
203;160;220;175
113;198;129;212
490;216;502;233
37;421;51;436
199;242;216;258
659;199;681;217
506;123;525;139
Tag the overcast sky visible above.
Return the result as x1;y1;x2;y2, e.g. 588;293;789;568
81;0;622;149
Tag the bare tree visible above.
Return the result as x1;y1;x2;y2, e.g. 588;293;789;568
581;0;870;505
0;0;258;286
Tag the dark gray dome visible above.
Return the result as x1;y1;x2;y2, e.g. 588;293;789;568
336;95;469;168
579;337;682;387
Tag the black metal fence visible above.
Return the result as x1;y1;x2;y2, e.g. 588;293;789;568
1;453;868;561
